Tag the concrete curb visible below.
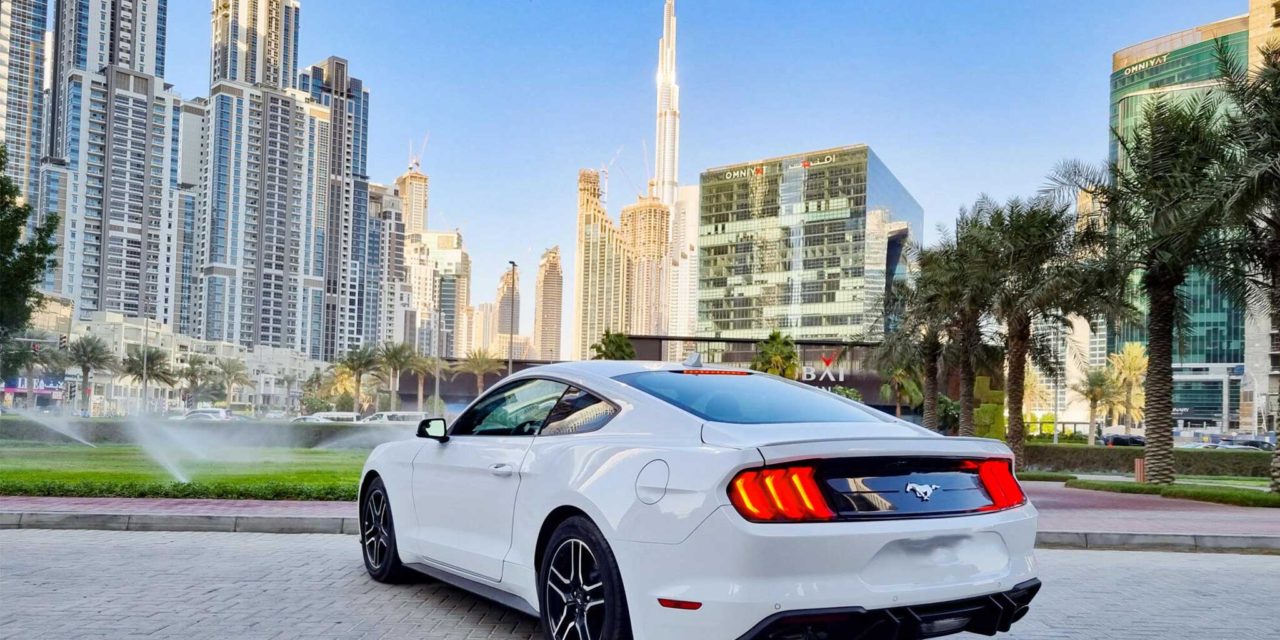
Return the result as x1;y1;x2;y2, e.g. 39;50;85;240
4;513;1279;553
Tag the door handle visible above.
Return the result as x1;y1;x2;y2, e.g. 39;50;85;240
489;463;515;477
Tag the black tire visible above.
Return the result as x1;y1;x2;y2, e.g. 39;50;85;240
538;516;633;640
360;476;415;583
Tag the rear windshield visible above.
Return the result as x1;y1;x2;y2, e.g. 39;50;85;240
614;371;884;424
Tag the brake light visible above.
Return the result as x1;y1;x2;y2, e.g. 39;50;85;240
677;369;750;375
977;459;1026;511
729;466;835;522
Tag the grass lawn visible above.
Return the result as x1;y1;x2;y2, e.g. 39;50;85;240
0;442;366;500
1064;479;1280;508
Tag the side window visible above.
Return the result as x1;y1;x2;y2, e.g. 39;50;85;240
450;378;569;437
540;387;618;436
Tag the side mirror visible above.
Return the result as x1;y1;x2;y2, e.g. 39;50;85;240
417;418;449;442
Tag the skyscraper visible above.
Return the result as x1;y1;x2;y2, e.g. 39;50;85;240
194;0;327;358
210;0;301;89
0;0;47;213
43;0;186;325
667;184;700;345
572;169;631;359
422;230;471;358
369;183;414;346
396;154;429;233
697;145;921;342
621;187;669;336
473;301;497;353
533;246;563;361
653;0;680;209
300;57;372;360
497;269;521;337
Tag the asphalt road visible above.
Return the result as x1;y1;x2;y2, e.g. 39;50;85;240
1;529;1276;639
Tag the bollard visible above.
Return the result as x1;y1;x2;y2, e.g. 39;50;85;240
1135;457;1146;483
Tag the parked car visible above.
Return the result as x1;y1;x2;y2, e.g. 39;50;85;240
297;411;360;423
359;412;430;426
169;408;230;421
1218;439;1274;452
1102;434;1146;447
359;361;1040;639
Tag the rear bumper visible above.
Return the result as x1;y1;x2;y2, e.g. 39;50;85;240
736;578;1042;639
615;504;1038;639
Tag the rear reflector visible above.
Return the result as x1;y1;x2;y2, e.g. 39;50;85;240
658;598;703;610
729;466;835;522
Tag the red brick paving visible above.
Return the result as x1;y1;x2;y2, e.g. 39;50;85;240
2;482;1278;537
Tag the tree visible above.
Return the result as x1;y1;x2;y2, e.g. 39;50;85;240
409;355;451;413
337;346;379;415
213;358;253;410
377;342;417;411
1107;342;1148;435
178;355;212;409
0;145;59;347
12;332;66;410
831;386;863;402
590;330;636;361
749;330;800;379
1219;42;1280;493
455;349;504;397
1052;94;1254;484
879;366;923;419
121;346;176;413
978;195;1113;466
66;336;118;415
1070;367;1120;446
279;374;298;412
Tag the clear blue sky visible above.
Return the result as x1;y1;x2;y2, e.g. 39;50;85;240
161;0;1243;344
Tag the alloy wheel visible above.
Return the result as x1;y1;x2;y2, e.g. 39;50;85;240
544;538;606;640
362;489;391;570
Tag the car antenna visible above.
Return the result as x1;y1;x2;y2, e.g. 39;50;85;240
682;351;703;368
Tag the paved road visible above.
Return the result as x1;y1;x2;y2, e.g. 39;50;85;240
2;530;1277;640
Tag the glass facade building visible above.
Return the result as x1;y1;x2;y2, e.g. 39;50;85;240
1108;17;1250;427
696;145;921;342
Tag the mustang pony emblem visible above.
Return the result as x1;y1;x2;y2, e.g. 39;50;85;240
905;483;941;502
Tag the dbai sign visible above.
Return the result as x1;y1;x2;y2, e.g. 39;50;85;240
801;352;846;383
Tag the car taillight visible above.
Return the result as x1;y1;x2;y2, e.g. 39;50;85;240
729;466;835;522
971;459;1026;511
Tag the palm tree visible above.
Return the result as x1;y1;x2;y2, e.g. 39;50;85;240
750;330;800;379
1107;342;1148;435
16;333;67;410
280;374;298;412
409;355;451;412
455;349;504;397
871;277;947;430
590;330;636;360
66;335;117;415
337;346;380;415
979;195;1114;465
879;366;923;419
178;354;211;409
918;213;999;436
377;342;417;411
1052;94;1254;484
213;358;253;410
1070;368;1120;446
120;346;176;413
1219;42;1280;492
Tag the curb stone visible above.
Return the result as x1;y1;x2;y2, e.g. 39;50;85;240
3;512;1278;553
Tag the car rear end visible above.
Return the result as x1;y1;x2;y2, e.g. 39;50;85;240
611;370;1039;640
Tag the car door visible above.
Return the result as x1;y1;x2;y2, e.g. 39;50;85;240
410;377;569;582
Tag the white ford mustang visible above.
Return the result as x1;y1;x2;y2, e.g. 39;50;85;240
359;360;1040;640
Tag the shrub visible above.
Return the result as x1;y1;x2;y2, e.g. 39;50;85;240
0;418;411;449
0;479;357;501
1026;444;1271;477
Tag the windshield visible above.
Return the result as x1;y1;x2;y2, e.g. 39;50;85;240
614;371;885;424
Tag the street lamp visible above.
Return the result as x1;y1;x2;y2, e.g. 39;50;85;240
507;260;517;376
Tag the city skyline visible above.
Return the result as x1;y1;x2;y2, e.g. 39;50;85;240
147;0;1244;348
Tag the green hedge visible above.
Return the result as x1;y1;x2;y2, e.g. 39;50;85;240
1017;471;1077;482
1064;479;1280;508
1026;444;1272;477
0;479;357;501
0;417;410;449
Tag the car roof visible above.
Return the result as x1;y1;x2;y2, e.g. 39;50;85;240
525;360;742;380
